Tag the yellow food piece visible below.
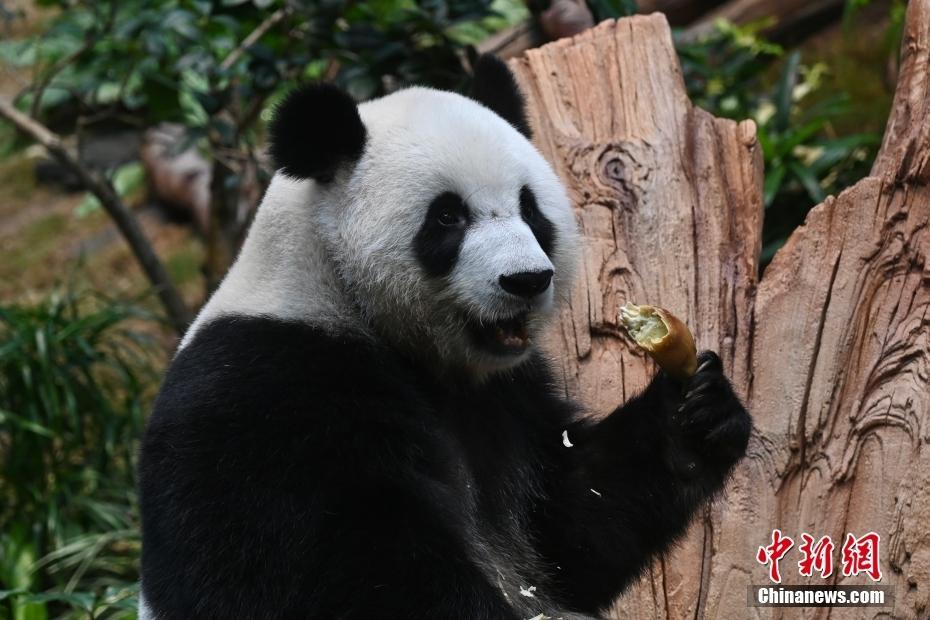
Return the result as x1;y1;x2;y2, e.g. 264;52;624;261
619;302;697;380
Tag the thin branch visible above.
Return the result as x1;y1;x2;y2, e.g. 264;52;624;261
219;5;294;73
30;33;95;118
0;97;191;334
28;2;116;118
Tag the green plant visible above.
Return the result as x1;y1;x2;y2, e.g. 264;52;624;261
678;19;783;118
0;0;524;293
586;0;637;22
755;53;878;205
0;288;156;619
844;0;906;51
678;21;880;266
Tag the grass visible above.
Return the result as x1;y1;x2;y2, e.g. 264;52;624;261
0;151;34;203
0;286;156;619
165;243;204;289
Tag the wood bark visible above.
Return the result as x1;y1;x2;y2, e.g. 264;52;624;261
510;1;930;617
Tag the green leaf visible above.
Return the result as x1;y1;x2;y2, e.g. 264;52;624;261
774;51;801;133
774;118;830;158
842;0;872;33
0;408;54;437
75;162;145;218
22;592;94;611
788;161;827;205
191;0;214;16
163;9;201;40
810;134;880;172
756;127;775;161
142;75;182;123
14;600;48;620
0;40;36;67
587;0;637;21
763;165;787;208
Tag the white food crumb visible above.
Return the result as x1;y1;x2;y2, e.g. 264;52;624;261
527;615;549;620
561;430;573;448
590;488;602;497
519;585;537;598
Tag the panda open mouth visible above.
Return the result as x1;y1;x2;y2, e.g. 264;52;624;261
468;313;531;355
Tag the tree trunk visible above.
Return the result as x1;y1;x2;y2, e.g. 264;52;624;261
510;1;930;617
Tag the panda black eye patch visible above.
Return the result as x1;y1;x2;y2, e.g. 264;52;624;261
414;192;471;278
520;186;556;257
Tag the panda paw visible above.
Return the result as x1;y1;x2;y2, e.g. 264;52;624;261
667;351;751;479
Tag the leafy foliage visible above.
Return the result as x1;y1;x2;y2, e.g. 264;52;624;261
0;0;513;125
0;0;524;285
678;20;782;118
844;0;906;51
586;0;636;22
0;289;155;619
678;21;880;265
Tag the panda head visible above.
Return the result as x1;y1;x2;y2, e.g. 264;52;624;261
268;56;579;377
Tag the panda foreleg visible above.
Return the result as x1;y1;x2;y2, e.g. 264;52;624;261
532;351;751;614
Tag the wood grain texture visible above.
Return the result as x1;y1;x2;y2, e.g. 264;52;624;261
510;4;930;618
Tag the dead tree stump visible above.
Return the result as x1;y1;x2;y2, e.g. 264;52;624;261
510;1;930;617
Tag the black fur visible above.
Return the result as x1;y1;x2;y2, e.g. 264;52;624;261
140;317;751;618
498;269;553;298
413;192;471;278
469;54;532;138
519;185;556;257
268;83;367;182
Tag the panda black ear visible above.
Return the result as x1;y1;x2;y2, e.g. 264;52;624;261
469;54;532;139
268;83;367;182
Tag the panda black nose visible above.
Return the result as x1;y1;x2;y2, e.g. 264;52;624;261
499;269;554;298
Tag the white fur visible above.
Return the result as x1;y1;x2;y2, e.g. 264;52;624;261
138;593;154;620
182;87;579;376
180;174;366;349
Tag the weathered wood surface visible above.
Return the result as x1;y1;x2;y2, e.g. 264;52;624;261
511;3;930;618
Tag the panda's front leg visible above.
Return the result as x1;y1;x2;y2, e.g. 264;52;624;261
533;351;751;615
662;351;752;481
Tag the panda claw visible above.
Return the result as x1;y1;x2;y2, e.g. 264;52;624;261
684;380;715;402
695;351;722;374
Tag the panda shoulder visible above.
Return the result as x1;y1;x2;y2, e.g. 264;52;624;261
152;315;414;424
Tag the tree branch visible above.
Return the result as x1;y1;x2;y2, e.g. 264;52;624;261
219;5;294;73
28;2;116;118
0;97;191;334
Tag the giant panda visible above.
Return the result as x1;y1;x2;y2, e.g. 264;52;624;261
138;55;751;619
